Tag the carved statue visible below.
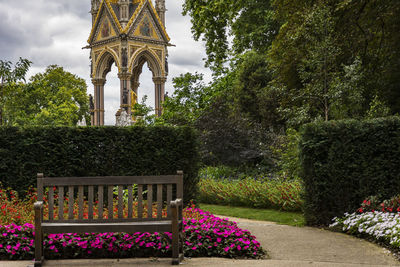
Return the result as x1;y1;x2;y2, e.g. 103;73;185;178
116;109;132;127
131;90;138;107
89;94;95;111
165;56;169;74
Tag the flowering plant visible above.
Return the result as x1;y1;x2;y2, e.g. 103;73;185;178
330;211;400;248
357;195;381;213
358;195;400;213
199;177;303;211
0;187;265;260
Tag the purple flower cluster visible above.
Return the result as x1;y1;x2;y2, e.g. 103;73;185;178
0;208;265;260
0;223;35;260
182;207;263;258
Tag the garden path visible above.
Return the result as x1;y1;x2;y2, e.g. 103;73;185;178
6;216;400;267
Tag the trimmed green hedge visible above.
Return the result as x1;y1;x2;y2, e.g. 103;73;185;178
300;117;400;225
0;126;200;202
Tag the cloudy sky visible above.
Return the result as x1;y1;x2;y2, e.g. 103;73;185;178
0;0;211;125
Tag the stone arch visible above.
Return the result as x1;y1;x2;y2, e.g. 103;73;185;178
129;47;166;117
129;47;163;77
94;48;121;79
91;48;121;126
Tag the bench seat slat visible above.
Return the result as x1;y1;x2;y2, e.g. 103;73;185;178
42;221;176;234
42;176;180;186
43;217;174;223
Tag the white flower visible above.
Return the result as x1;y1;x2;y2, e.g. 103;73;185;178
330;211;400;249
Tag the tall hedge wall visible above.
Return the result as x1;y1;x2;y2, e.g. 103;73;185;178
0;126;200;202
300;117;400;225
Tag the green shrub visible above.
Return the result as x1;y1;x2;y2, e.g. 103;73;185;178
300;117;400;225
198;177;303;212
0;126;200;203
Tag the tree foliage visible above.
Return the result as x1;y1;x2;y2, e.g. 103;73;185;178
0;58;32;125
183;0;400;126
160;72;213;126
133;95;155;126
233;51;283;129
269;0;400;122
182;0;278;73
3;65;89;126
165;0;400;174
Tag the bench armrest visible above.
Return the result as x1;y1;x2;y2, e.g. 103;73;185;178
170;198;183;208
34;201;43;223
34;201;44;210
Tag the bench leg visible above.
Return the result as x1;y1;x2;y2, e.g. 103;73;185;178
34;204;43;267
34;233;44;267
171;206;180;265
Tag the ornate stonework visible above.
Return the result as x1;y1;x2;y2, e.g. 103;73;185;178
88;0;170;126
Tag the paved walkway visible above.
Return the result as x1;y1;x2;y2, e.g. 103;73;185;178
3;216;400;267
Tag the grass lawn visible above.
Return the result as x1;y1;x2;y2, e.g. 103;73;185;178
199;203;305;227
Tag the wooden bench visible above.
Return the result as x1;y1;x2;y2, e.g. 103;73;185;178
34;171;184;266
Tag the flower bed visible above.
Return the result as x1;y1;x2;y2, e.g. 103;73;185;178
330;195;400;251
330;211;400;248
0;187;265;260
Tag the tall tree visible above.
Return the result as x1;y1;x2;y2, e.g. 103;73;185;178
160;72;213;126
0;58;31;125
296;5;342;121
4;65;89;126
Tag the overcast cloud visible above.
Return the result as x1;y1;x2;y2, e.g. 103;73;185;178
0;0;211;125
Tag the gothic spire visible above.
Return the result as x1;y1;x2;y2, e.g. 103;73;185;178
118;0;130;28
155;0;166;27
91;0;101;25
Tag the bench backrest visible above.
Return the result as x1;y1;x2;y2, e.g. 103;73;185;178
37;171;183;223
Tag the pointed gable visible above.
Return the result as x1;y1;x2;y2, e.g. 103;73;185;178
88;0;123;44
124;0;170;43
